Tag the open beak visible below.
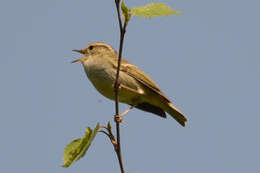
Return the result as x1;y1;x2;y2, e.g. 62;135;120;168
72;49;84;63
71;56;84;63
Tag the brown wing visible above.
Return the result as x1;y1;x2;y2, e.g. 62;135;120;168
120;58;171;103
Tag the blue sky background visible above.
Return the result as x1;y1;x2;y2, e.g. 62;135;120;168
0;0;259;173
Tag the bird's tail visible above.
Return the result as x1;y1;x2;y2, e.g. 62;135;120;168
164;103;187;127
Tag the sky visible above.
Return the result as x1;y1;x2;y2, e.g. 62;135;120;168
0;0;259;173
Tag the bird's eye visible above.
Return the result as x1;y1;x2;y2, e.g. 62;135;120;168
89;45;94;50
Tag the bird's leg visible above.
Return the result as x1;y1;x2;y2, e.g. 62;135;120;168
114;105;134;123
114;83;138;123
120;105;134;117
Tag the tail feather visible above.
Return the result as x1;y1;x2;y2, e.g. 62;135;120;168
165;103;187;127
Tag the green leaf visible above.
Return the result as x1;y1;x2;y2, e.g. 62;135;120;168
62;123;100;168
121;1;131;25
131;3;183;18
121;1;129;15
107;121;112;132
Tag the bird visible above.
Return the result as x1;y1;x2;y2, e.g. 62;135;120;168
72;42;187;126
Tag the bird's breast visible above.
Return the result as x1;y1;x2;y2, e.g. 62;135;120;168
83;60;116;100
82;57;145;104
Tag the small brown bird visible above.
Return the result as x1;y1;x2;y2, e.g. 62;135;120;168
72;42;187;126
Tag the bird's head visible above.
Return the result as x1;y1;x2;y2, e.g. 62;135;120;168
72;42;117;63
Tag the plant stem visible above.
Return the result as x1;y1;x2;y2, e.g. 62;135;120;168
113;1;127;173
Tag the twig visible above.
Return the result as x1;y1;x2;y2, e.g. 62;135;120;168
113;0;127;173
99;130;117;146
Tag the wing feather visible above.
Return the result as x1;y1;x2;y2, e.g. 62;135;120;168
120;59;171;103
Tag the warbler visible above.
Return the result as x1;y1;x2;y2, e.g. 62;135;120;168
72;42;187;126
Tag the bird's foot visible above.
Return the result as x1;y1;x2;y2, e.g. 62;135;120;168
114;114;124;123
114;105;134;123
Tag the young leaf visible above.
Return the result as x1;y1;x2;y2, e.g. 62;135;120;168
131;3;183;18
121;1;129;15
107;121;112;132
62;123;100;167
121;1;131;25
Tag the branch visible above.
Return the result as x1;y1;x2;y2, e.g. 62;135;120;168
113;0;127;173
99;130;117;146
